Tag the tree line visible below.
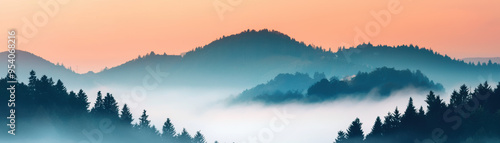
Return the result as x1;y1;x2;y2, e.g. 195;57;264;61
0;70;213;143
334;82;500;143
238;67;443;104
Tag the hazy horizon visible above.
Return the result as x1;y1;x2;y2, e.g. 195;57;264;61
1;0;499;73
2;1;500;143
80;84;451;143
2;40;499;74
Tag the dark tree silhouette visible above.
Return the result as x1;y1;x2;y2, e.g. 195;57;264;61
346;118;364;143
0;71;214;143
450;84;471;108
193;131;207;143
307;67;444;102
365;116;383;142
103;93;119;119
139;110;152;130
425;91;447;129
91;91;105;116
401;98;417;129
488;82;500;112
76;89;89;113
120;104;133;127
334;131;348;143
162;118;176;142
28;70;37;89
399;98;421;142
380;107;401;142
335;82;500;143
177;128;193;143
54;79;67;97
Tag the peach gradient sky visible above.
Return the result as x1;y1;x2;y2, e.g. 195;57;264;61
1;0;499;73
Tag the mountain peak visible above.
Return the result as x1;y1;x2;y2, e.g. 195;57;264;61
197;29;299;50
182;29;329;61
217;29;293;42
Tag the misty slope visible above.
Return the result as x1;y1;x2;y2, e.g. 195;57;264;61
337;43;500;86
97;30;499;89
233;72;326;102
233;67;444;104
93;52;182;86
94;29;359;88
176;29;356;86
0;50;90;90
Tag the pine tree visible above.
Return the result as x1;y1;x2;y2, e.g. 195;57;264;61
139;110;151;131
76;89;89;113
36;75;53;107
193;131;207;143
475;82;492;98
450;90;460;108
177;128;192;143
28;70;37;90
495;82;500;96
382;112;394;134
162;118;176;142
68;91;78;112
151;125;160;136
68;91;77;99
398;97;420;142
366;116;383;142
382;108;401;135
475;82;495;112
393;107;401;123
335;131;347;143
54;80;67;96
103;93;119;118
120;104;133;127
91;91;105;116
418;106;425;117
414;106;427;138
53;79;68;113
426;91;446;116
425;91;447;128
488;82;500;112
346;118;364;143
450;85;470;108
401;98;417;129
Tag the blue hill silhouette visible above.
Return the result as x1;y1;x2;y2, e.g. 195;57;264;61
1;29;499;91
233;67;444;104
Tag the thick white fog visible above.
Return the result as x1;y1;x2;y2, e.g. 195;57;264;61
77;85;459;143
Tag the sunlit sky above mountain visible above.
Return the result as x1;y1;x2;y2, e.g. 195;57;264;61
1;0;499;73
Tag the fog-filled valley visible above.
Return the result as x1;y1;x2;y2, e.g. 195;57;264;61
1;30;500;143
100;86;436;143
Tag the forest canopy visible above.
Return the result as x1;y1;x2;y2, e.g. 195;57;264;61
334;81;500;143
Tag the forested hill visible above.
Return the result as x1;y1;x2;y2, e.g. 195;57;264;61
336;43;500;86
334;82;500;143
233;67;444;104
89;30;500;88
0;71;211;143
2;29;499;89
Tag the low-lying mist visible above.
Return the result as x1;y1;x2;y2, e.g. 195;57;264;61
79;84;450;143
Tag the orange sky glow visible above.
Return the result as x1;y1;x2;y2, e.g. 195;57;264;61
1;0;499;73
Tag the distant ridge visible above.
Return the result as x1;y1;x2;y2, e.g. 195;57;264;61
462;57;500;65
0;50;91;90
1;29;499;90
0;50;77;77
